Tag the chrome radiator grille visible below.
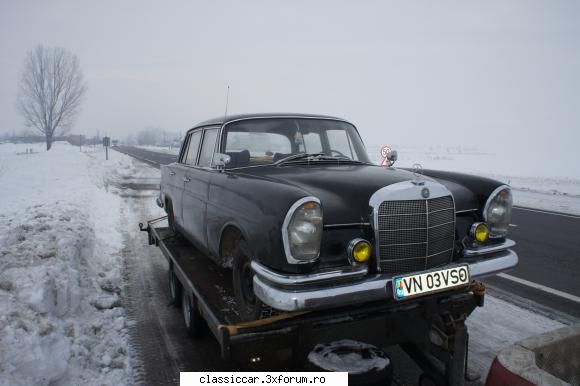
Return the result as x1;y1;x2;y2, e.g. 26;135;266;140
377;195;455;274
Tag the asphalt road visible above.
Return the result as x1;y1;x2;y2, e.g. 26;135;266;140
115;145;178;167
114;145;580;320
485;207;580;320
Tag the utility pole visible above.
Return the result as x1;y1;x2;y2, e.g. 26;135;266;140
103;136;110;160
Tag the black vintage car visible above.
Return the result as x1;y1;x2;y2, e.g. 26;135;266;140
158;113;517;320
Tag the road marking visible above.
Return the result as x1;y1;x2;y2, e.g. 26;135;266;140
513;206;580;219
509;224;518;227
497;273;580;304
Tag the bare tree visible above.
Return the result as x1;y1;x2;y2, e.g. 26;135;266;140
17;45;87;150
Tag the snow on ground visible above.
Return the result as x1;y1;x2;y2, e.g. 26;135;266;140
466;296;567;379
0;142;148;386
367;145;580;216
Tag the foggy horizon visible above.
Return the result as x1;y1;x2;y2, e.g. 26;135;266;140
1;1;579;176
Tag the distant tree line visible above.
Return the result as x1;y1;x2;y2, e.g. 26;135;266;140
126;127;181;147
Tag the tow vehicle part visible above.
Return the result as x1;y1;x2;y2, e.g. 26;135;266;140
140;216;485;384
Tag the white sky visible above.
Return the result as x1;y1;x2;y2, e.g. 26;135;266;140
1;1;579;175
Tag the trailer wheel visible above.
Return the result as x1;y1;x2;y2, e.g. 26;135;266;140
182;290;204;338
168;266;182;307
232;239;267;321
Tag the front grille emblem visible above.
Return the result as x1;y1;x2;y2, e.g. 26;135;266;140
412;163;423;178
421;187;430;198
412;163;425;185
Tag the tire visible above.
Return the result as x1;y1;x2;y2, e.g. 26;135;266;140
306;341;393;386
232;239;266;321
168;266;182;307
181;289;205;338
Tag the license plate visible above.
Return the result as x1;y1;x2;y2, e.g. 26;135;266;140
392;265;470;301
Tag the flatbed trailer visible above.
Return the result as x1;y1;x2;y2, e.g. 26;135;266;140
140;216;485;385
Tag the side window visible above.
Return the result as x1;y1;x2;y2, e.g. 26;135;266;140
178;134;190;163
185;131;202;165
198;129;219;167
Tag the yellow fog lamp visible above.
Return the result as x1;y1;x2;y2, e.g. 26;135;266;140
348;239;372;263
470;222;490;243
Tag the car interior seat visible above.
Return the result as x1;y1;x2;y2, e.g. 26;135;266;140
226;150;250;168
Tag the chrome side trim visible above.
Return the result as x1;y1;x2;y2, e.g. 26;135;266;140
324;222;371;229
463;239;516;257
282;196;322;264
252;249;518;311
455;208;478;214
251;261;368;287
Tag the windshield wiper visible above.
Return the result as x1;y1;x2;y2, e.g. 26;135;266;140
275;152;325;165
276;152;368;166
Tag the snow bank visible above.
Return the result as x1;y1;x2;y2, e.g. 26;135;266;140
0;142;135;385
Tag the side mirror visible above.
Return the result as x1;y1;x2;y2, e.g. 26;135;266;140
387;149;398;165
381;149;397;167
213;153;231;170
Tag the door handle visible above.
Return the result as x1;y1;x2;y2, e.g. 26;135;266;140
183;177;191;182
169;171;176;176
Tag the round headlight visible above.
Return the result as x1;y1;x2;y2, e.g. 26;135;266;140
284;198;323;262
483;186;512;238
349;239;371;263
470;222;490;243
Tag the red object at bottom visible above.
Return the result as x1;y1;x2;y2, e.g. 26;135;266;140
486;358;535;386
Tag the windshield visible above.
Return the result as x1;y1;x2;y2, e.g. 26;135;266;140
221;118;369;168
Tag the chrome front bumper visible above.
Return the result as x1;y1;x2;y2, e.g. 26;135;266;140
252;245;518;312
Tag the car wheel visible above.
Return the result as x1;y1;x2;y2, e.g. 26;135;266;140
182;290;204;338
168;265;182;307
232;239;267;321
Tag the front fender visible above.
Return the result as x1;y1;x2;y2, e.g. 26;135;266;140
207;171;315;273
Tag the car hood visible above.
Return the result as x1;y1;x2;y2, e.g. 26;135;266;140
237;164;473;224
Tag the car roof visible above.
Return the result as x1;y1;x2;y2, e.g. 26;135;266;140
191;113;351;129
